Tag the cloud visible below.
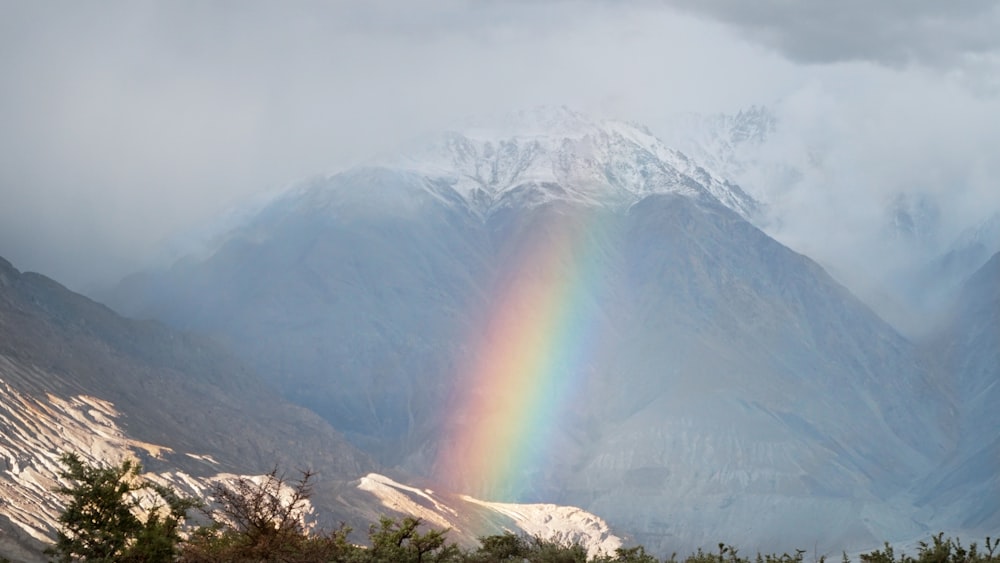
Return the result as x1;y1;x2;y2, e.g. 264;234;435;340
0;1;786;289
663;0;1000;69
0;0;998;298
701;67;1000;333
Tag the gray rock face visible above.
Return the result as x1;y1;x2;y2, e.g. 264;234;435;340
103;117;959;554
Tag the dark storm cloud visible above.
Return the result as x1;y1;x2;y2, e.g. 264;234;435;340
664;0;1000;68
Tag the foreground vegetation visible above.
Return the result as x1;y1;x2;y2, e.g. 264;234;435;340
38;454;999;563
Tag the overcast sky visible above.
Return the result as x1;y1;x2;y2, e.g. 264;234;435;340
2;0;999;291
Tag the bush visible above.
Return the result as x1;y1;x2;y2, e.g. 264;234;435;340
179;467;359;562
361;515;460;563
46;452;197;562
859;534;1000;563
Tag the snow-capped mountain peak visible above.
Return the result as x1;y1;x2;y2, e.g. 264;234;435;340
380;106;760;219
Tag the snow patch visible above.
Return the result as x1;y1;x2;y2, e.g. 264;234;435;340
461;495;623;559
357;472;623;558
359;473;457;530
0;373;303;551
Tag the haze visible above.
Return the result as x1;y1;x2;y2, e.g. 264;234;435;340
2;0;999;294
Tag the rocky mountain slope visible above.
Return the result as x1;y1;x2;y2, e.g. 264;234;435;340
102;109;961;555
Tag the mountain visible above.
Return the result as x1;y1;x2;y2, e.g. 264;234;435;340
914;251;1000;531
105;107;762;464
546;193;949;553
103;108;955;555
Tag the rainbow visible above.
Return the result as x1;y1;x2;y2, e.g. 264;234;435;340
434;206;612;501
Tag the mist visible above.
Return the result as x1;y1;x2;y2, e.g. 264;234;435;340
709;69;1000;333
1;1;999;298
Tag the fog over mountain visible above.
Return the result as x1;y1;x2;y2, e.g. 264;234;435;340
660;104;1000;336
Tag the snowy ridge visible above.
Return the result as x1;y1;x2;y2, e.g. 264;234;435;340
379;106;760;220
358;473;458;530
460;495;624;559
